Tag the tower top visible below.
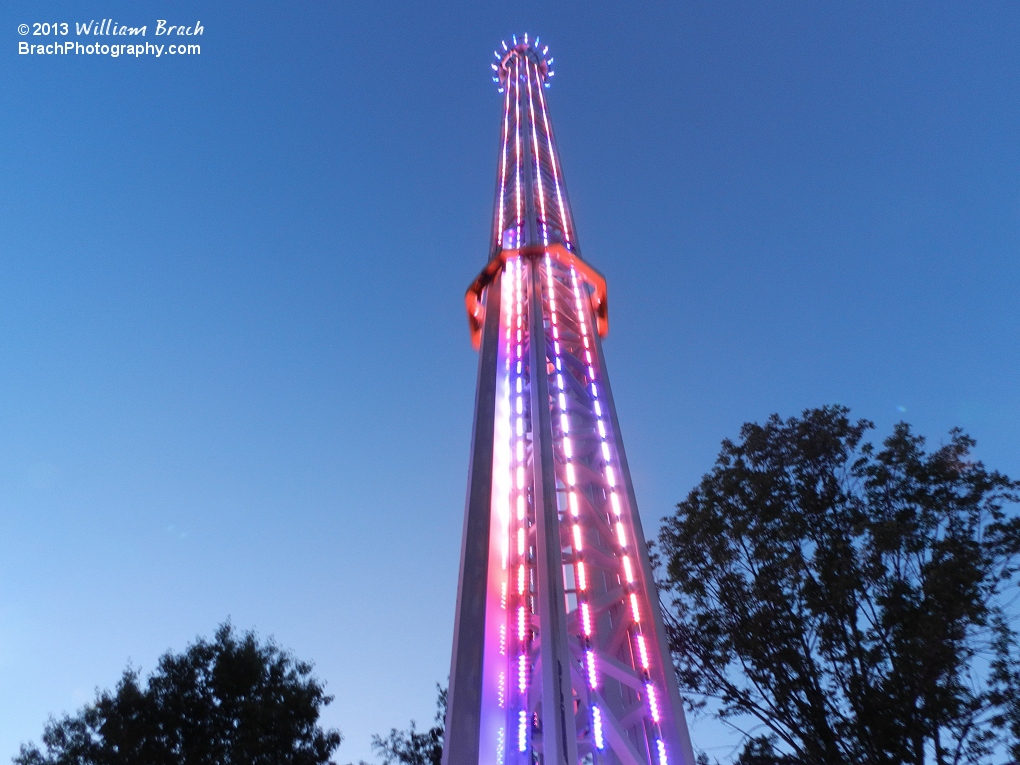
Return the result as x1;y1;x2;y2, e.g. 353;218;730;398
490;33;555;92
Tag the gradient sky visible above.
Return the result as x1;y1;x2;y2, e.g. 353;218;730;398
1;1;1018;762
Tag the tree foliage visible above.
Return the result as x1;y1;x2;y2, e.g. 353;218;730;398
658;406;1020;765
369;685;446;765
16;623;343;765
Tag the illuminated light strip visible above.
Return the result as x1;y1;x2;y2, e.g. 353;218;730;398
585;650;598;687
514;57;522;236
657;739;669;765
623;555;635;583
616;522;627;546
581;603;592;636
497;81;511;246
534;65;572;244
497;727;505;765
592;706;605;750
630;593;641;622
540;254;601;696
524;58;550;245
646;683;661;722
610;493;622;517
636;635;650;670
508;256;531;760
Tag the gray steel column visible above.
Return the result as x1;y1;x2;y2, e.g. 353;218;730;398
443;273;504;765
528;259;579;765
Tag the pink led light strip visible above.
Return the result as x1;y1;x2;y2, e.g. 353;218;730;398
508;255;530;754
524;59;549;247
534;70;572;246
495;73;511;248
568;265;670;760
514;57;522;247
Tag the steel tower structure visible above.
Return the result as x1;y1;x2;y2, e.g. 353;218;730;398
444;36;695;765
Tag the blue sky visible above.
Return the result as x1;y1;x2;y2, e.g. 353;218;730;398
1;1;1018;762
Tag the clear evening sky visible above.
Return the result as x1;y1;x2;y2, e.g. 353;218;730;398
1;1;1017;762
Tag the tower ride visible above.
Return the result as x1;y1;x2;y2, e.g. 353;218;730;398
444;36;696;765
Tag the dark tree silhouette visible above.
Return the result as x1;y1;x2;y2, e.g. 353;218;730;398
370;685;446;765
658;406;1020;765
15;623;343;765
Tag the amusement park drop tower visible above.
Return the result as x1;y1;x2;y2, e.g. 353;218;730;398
443;36;696;765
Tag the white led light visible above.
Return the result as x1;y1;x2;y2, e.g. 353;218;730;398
647;683;661;722
586;650;598;687
592;706;605;750
637;635;650;669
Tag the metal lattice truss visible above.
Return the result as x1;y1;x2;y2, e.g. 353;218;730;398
444;37;695;765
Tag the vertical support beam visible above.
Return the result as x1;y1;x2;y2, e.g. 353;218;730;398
444;274;504;765
528;259;579;765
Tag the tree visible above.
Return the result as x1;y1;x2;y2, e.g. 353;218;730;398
16;623;343;765
369;685;446;765
658;406;1020;765
735;736;799;765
